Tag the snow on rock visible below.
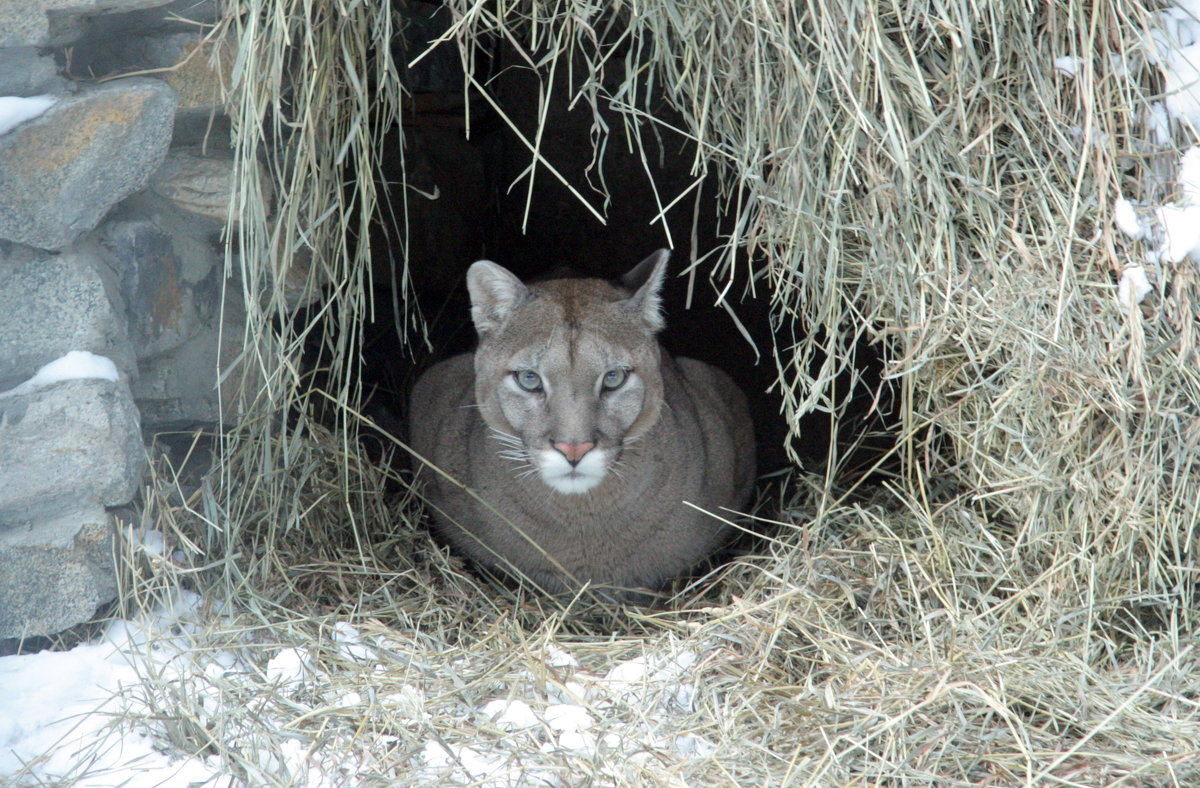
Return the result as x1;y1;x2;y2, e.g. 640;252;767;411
0;350;120;400
0;95;54;136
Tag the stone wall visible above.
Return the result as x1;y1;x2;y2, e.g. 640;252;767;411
0;0;242;639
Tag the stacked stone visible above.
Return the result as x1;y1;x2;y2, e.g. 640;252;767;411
0;0;242;639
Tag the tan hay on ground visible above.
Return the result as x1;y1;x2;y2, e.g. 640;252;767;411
72;0;1200;785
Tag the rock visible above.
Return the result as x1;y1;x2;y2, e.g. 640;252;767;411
0;0;190;48
0;242;134;386
132;290;251;427
0;378;145;522
64;25;233;126
0;77;178;250
0;507;118;639
149;149;271;227
0;47;68;95
142;33;233;114
48;0;221;48
0;0;60;48
97;192;222;359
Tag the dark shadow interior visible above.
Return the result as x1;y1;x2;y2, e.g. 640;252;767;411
322;3;897;522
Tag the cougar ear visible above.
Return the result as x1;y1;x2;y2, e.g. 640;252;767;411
620;249;670;331
467;260;531;335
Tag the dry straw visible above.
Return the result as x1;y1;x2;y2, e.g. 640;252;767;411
82;0;1200;784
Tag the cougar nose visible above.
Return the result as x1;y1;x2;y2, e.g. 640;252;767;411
553;440;595;465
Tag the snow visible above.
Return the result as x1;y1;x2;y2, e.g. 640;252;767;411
265;646;312;684
544;703;593;733
1146;0;1200;126
1117;147;1200;297
1118;265;1154;307
1157;202;1200;262
543;644;579;668
134;527;166;557
385;684;428;724
0;350;120;400
1114;197;1144;239
1111;0;1200;306
0;95;55;136
482;698;540;730
1;594;716;788
1179;146;1200;197
1053;55;1082;77
1146;102;1172;146
0;593;233;787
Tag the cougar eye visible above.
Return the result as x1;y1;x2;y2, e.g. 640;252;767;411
513;370;543;392
601;368;628;391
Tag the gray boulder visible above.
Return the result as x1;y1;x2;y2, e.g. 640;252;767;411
0;378;145;522
150;149;270;228
132;291;249;427
0;241;134;386
0;47;69;95
0;77;178;250
96;192;222;360
48;0;222;49
0;507;119;639
1;0;182;48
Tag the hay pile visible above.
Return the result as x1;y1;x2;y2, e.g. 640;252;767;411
84;0;1200;784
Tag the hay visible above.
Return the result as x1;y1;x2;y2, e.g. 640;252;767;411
68;0;1200;784
95;456;1200;785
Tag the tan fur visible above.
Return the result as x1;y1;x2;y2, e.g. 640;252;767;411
409;251;755;593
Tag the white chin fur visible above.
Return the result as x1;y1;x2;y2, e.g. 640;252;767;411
537;448;609;494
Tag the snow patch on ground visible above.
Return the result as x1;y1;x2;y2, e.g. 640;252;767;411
1109;0;1200;307
0;593;233;787
1053;55;1082;77
1118;265;1154;308
1115;147;1200;304
1146;0;1200;127
1;601;718;788
1114;197;1144;239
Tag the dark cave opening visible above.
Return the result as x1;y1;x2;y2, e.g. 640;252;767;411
327;3;898;551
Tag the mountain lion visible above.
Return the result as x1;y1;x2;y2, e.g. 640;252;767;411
409;250;755;594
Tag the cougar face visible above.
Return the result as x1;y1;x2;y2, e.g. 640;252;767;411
468;255;667;494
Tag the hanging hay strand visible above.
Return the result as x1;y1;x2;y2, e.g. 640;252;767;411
59;0;1200;784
